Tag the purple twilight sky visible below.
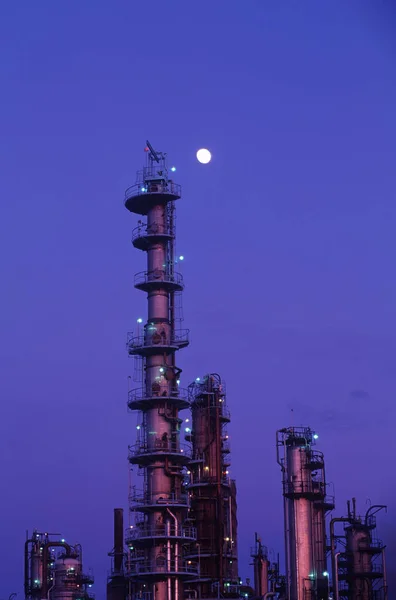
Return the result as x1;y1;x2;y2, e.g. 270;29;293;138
1;0;396;597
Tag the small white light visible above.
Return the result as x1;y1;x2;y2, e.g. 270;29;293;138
136;425;141;430
141;187;147;192
185;418;189;422
171;166;176;172
179;255;184;261
196;377;200;382
137;318;143;324
177;379;180;385
159;368;164;373
313;434;319;440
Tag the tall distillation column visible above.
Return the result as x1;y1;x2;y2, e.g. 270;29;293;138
124;142;197;600
185;374;238;598
276;427;334;600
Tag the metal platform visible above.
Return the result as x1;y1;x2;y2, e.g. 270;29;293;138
125;183;181;216
127;329;189;356
134;270;184;292
128;442;191;465
127;387;190;411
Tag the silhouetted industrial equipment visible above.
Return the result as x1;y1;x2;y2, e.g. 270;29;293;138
330;500;388;600
250;534;286;598
24;530;94;600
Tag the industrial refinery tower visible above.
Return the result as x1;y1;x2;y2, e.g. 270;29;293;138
185;374;238;598
124;142;197;600
330;500;388;600
277;427;334;600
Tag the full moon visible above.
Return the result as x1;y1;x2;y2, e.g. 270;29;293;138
196;148;212;164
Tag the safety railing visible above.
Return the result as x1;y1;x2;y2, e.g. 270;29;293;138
366;514;377;528
188;473;231;487
127;329;189;351
309;451;325;466
132;222;174;243
359;539;384;551
128;441;191;460
221;439;231;453
129;489;189;507
323;494;335;508
128;387;189;404
283;480;326;496
220;405;231;420
125;180;181;201
125;526;196;542
134;270;184;288
62;569;94;585
126;560;199;576
129;593;152;600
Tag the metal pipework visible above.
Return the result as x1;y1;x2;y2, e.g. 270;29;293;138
330;518;351;600
41;542;72;598
124;142;195;600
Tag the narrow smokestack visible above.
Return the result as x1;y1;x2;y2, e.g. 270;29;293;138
114;508;124;572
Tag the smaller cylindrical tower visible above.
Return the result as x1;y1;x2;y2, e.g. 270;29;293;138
24;531;94;600
107;509;127;600
52;552;94;600
332;501;388;600
52;557;81;600
185;374;238;598
276;427;333;600
250;534;270;597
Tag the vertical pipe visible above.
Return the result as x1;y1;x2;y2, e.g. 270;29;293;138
334;553;340;600
228;496;232;564
330;518;351;600
167;519;172;600
382;548;388;600
24;539;33;597
215;397;224;586
114;508;124;573
167;509;179;600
